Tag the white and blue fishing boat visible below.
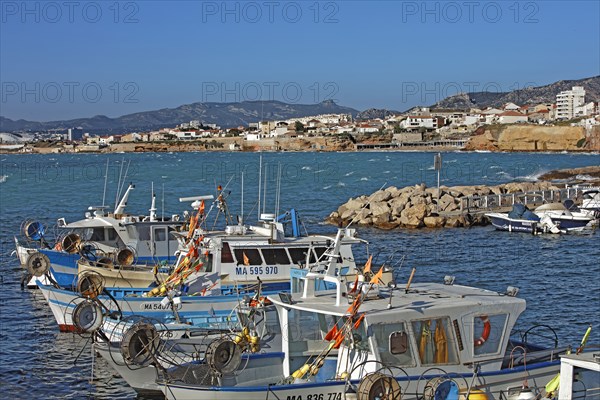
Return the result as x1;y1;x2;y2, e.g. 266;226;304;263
156;231;598;400
93;301;283;397
15;183;184;288
36;226;363;332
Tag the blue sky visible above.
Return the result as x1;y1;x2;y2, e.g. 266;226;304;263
1;0;599;120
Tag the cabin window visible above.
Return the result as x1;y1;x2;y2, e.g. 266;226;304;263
89;227;105;241
233;248;263;265
371;322;415;366
137;226;151;241
220;242;234;263
472;314;508;357
411;318;459;365
288;248;310;264
262;248;291;265
106;228;118;241
153;228;167;242
287;309;338;355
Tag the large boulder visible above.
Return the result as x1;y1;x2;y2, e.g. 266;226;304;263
384;186;401;198
372;212;391;226
399;203;428;228
424;216;447;228
370;202;391;217
390;197;410;216
445;217;462;228
369;190;392;203
438;193;457;211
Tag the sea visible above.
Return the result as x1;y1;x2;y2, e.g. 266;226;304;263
0;150;599;398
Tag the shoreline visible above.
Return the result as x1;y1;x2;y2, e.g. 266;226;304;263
1;145;599;155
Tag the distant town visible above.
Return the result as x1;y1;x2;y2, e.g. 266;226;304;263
1;85;599;153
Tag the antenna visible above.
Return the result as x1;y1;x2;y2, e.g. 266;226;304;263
162;183;165;221
102;159;109;208
262;163;268;215
240;172;244;225
257;155;262;221
115;159;125;207
274;163;282;217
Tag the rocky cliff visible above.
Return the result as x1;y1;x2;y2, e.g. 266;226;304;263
464;125;595;152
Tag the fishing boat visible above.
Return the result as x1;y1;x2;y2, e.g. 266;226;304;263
36;226;363;332
92;301;282;397
15;183;184;288
486;204;561;234
156;231;597;400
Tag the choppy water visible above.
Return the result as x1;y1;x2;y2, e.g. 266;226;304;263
1;151;599;398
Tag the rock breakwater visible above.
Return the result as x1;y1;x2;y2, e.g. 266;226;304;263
327;181;561;229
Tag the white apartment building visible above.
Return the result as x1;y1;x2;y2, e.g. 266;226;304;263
556;86;585;119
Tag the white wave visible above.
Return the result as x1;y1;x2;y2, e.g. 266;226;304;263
301;166;312;170
515;169;548;182
314;169;326;174
323;185;332;190
383;170;391;174
360;177;369;181
336;182;346;187
496;171;513;179
445;159;457;163
489;165;501;169
426;166;435;171
368;159;377;162
575;174;597;181
161;176;168;179
345;171;354;176
0;175;7;183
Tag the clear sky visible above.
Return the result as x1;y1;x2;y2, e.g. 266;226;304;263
1;0;599;121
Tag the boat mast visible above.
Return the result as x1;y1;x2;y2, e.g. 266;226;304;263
240;172;244;225
149;182;157;222
257;154;262;221
101;158;109;208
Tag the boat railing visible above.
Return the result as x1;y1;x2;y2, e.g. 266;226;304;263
460;186;600;213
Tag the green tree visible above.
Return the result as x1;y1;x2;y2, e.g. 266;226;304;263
295;121;305;132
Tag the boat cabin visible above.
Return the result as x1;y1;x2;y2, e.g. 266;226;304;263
269;280;527;381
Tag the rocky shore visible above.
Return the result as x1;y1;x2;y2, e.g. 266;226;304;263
327;181;565;230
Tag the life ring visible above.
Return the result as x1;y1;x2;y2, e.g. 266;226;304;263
474;316;491;347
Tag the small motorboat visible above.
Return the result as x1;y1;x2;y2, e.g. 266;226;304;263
486;203;561;234
534;202;596;232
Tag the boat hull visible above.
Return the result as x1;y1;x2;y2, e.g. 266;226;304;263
487;213;540;233
159;361;565;400
37;281;289;332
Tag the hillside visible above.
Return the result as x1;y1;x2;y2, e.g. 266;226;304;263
433;76;600;110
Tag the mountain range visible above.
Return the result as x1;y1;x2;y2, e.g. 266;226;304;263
1;76;598;135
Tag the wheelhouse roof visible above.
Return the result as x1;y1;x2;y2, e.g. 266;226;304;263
269;282;526;319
